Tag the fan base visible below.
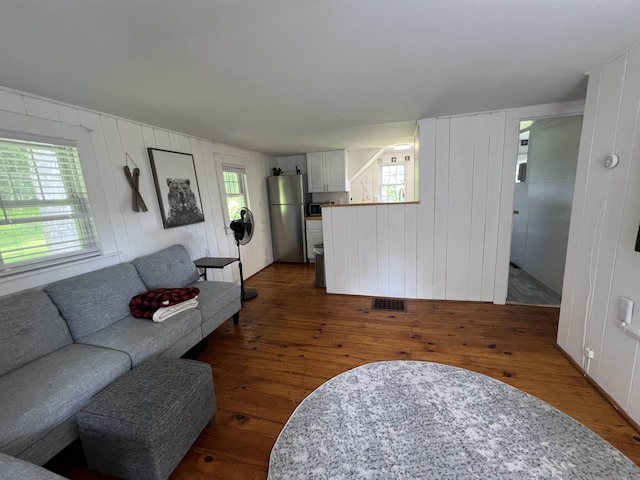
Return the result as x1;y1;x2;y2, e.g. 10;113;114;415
242;288;258;301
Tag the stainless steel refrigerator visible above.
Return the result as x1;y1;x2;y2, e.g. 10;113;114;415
268;175;310;262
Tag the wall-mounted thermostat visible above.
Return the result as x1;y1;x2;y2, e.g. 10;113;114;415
604;154;619;169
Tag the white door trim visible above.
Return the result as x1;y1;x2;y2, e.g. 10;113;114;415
493;100;586;304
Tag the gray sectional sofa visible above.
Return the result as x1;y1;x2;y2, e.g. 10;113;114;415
0;244;241;467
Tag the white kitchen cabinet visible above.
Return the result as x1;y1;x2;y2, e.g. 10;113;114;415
306;219;323;262
306;150;348;193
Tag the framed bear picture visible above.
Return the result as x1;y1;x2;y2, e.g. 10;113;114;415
147;148;205;228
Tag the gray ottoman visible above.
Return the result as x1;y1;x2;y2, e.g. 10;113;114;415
77;357;216;480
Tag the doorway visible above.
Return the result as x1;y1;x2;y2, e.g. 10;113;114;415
507;115;583;306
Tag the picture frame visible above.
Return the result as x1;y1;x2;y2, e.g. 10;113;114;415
147;148;205;228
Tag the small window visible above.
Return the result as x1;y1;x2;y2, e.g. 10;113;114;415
380;164;406;202
0;134;99;275
222;165;248;222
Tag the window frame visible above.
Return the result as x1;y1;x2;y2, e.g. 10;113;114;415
222;164;249;227
0;131;101;276
0;112;115;284
379;163;406;202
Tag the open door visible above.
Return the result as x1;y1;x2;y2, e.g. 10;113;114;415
507;116;583;305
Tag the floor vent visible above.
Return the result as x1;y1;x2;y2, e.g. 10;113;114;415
371;298;407;312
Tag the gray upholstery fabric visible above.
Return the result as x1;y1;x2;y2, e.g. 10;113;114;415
77;309;202;367
0;343;130;457
161;328;202;359
133;244;200;290
44;263;148;340
191;281;241;336
16;415;78;467
0;290;72;377
0;452;66;479
78;358;216;480
201;290;242;337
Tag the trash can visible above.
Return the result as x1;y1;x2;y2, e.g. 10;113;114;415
313;243;325;288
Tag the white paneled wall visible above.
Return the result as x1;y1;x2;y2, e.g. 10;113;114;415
559;45;640;425
324;102;585;303
0;86;272;296
323;112;507;300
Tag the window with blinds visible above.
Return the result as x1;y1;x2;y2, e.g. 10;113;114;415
0;134;100;275
222;165;248;222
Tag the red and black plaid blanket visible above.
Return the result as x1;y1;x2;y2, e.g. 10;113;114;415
129;287;200;319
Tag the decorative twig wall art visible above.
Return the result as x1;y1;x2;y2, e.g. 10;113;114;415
147;148;205;228
124;153;148;212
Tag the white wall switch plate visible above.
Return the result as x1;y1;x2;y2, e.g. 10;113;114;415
618;296;633;325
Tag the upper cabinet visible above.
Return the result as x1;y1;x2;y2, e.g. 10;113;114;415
306;150;348;193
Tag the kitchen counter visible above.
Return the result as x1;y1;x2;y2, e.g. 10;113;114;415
305;216;322;220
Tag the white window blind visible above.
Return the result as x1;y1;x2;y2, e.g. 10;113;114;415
0;134;100;275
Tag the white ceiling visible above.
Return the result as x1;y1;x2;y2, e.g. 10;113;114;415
1;1;640;156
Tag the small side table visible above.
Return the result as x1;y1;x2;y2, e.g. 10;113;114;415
193;257;238;280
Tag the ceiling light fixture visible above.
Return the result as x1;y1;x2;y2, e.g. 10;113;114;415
393;144;413;151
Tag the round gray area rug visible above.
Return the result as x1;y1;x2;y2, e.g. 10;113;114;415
268;361;640;479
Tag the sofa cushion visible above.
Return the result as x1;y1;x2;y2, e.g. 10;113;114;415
0;290;73;377
191;280;240;324
0;452;66;479
0;343;130;457
77;309;202;367
132;244;200;290
44;263;147;340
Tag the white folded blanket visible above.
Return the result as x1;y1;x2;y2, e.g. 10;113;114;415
152;298;199;323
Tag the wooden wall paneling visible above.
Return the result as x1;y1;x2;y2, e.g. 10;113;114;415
357;206;378;295
78;110;129;258
202;149;227;259
117;120;165;256
416;118;436;299
56;104;81;125
446;115;475;300
346;206;360;295
100;116;146;260
558;70;603;352
376;205;390;297
152;129;172;150
172;134;202;257
629;348;640;420
404;203;418;299
23;97;60;121
189;138;216;259
433;118;450;299
331;207;350;294
468;115;491;301
150;129;178;246
578;54;628;378
591;49;640;404
200;145;229;281
168;132;182;151
244;154;273;278
139;125;171;251
388;205;406;298
0;89;27;114
482;112;506;302
323;208;336;293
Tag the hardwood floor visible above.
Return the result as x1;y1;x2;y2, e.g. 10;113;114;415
48;263;640;479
